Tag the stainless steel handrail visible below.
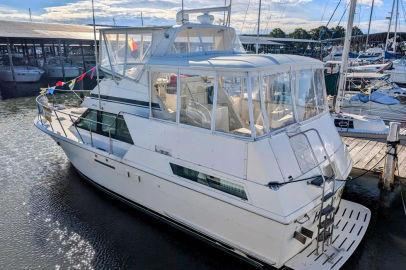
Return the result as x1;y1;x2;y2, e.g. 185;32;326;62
36;94;117;154
287;128;338;254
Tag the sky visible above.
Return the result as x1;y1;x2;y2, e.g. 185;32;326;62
0;0;405;34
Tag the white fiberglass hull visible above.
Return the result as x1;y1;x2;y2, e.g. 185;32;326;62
339;101;406;123
52;135;292;267
385;68;406;85
0;66;44;82
47;66;80;78
34;117;370;270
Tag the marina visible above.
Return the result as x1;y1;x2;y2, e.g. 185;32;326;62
0;0;405;270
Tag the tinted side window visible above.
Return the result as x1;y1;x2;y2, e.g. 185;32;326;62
114;116;133;144
76;109;98;132
170;163;248;200
76;109;133;145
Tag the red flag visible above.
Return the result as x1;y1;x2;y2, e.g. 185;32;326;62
55;81;65;87
128;38;138;53
77;72;86;82
90;67;96;80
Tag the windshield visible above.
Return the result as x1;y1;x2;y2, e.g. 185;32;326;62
100;30;152;79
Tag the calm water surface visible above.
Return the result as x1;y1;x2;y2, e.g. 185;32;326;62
0;97;405;270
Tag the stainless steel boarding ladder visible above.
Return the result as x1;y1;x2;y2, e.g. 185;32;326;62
287;128;338;256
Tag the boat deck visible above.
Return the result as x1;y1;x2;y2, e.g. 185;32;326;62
39;107;86;143
342;137;406;180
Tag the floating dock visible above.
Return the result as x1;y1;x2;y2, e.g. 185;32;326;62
342;137;406;180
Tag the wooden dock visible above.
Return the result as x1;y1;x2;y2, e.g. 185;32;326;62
342;137;406;180
339;128;406;146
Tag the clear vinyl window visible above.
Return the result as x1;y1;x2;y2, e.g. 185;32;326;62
263;73;295;130
151;71;178;122
179;74;215;129
216;76;251;137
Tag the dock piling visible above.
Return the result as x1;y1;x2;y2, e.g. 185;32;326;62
381;122;400;191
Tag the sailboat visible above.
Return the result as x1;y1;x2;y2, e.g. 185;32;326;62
385;58;406;85
34;4;371;269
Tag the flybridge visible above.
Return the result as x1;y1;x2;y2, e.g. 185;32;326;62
99;19;243;80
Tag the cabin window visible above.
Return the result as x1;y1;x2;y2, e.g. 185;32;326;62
151;71;178;122
76;109;98;132
170;163;248;200
216;76;251;137
294;69;318;121
76;109;133;144
263;73;295;130
179;74;215;129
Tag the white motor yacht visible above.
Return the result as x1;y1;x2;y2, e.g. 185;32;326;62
35;7;370;270
0;55;44;82
43;57;81;78
0;65;44;82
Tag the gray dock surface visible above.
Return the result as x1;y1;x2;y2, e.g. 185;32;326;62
342;137;406;180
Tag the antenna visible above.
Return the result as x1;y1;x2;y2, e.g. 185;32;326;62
141;11;144;26
91;0;102;110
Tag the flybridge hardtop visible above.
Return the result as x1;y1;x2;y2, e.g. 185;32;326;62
34;5;371;270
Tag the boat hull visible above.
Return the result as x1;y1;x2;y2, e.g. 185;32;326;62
0;67;44;82
47;66;80;78
52;135;293;267
385;69;406;85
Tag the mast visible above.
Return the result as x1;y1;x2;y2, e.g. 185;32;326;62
91;0;102;109
335;0;357;113
256;0;262;54
365;0;374;48
385;0;396;53
393;0;399;53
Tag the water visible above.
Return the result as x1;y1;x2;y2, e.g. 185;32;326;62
0;97;405;270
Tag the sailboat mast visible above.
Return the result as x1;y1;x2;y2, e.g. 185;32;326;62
385;0;396;53
393;0;399;53
335;0;357;113
256;0;262;54
365;0;374;48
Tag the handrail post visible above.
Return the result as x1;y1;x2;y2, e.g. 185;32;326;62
108;129;113;154
89;128;93;147
54;110;68;137
69;114;84;143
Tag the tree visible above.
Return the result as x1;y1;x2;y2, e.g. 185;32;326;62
352;26;363;36
309;26;331;40
330;26;345;39
269;28;286;38
288;28;311;39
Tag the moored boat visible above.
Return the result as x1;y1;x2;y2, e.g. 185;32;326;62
34;6;371;269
